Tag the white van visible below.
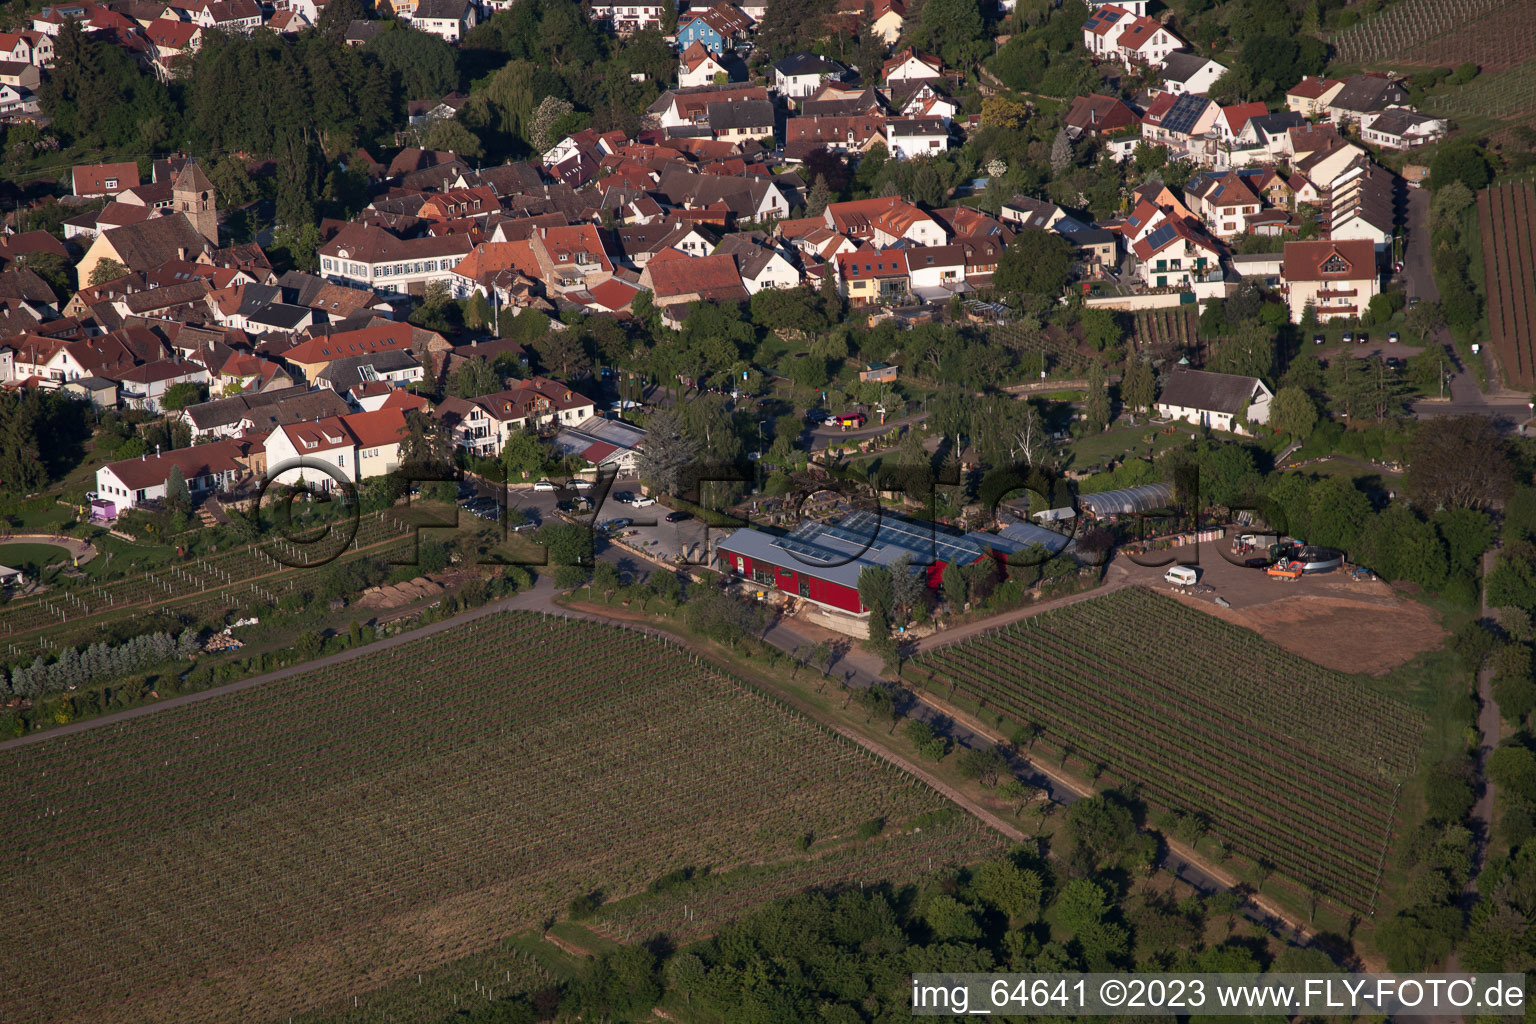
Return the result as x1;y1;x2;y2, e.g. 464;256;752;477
1164;566;1200;586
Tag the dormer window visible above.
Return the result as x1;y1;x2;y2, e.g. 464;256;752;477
104;178;117;189
1321;253;1350;274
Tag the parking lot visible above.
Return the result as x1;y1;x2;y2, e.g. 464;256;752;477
454;474;712;571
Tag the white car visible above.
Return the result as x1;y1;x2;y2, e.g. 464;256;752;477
532;479;557;492
628;495;657;507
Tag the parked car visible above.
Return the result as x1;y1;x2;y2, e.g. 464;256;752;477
1313;334;1325;345
1387;331;1400;343
533;479;557;492
600;518;633;532
665;510;692;523
629;495;657;507
1356;332;1368;344
1341;331;1354;344
613;491;634;504
1408;295;1420;306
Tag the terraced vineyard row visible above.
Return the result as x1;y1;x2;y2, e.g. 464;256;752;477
912;588;1424;912
1332;0;1511;64
1130;307;1197;352
0;512;415;652
0;612;977;1024
1478;182;1536;390
1427;56;1536;121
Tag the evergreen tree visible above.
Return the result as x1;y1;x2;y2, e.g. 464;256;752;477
1122;357;1155;414
1085;361;1111;431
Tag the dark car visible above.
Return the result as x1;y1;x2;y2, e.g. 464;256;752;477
665;510;692;523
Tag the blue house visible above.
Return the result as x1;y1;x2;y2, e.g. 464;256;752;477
675;5;748;55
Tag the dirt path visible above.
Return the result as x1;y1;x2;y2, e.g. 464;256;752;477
912;561;1130;654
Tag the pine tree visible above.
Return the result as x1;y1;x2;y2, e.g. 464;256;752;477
1086;361;1111;431
806;174;832;217
1123;357;1156;415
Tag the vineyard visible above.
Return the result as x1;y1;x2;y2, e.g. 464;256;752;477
0;511;415;657
1478;182;1536;390
1427;56;1536;123
0;612;1004;1024
911;588;1425;913
1129;306;1198;353
1331;0;1511;65
1401;0;1536;71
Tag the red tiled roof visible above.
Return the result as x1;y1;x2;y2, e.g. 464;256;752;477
1281;239;1377;282
282;322;414;366
102;438;249;491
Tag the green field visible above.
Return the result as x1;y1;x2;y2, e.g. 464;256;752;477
911;588;1425;913
0;612;1004;1024
0;542;73;569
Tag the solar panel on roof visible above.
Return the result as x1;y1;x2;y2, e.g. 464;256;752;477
1143;223;1176;251
1161;95;1208;136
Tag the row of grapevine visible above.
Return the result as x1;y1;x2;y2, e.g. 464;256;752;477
1478;182;1536;391
912;588;1423;912
1332;0;1510;64
0;613;981;1024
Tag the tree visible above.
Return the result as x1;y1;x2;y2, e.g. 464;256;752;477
1079;306;1119;353
1405;300;1446;344
1050;128;1073;174
858;565;894;618
995;229;1072;299
1268;385;1317;443
501;429;545;480
888;554;926;619
1430;141;1493;192
1306;476;1372;551
805;174;833;217
530;95;577;154
368;26;458;103
1405;415;1512;510
160;382;204;411
89;258;129;286
422;118;484;160
635;410;700;495
1122;357;1155;414
1085;360;1110;432
165;465;191;517
448;356;500;398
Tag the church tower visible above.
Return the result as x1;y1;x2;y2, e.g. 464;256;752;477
172;159;219;246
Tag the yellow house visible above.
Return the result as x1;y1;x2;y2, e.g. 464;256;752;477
76;213;208;290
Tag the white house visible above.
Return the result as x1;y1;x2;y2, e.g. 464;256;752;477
714;234;801;293
678;41;728;88
1360;107;1448;150
95;439;250;511
317;223;473;298
1157;51;1225;96
881;47;943;85
1155;368;1272;435
1130;218;1221;289
588;0;666;33
1281;238;1380;322
905;244;967;301
404;0;477;41
773;51;845;100
886;116;949;160
265;416;359;492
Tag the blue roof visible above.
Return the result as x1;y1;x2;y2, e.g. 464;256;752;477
716;510;1031;589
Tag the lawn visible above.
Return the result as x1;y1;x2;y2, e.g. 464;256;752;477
0;542;74;570
0;611;1006;1024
